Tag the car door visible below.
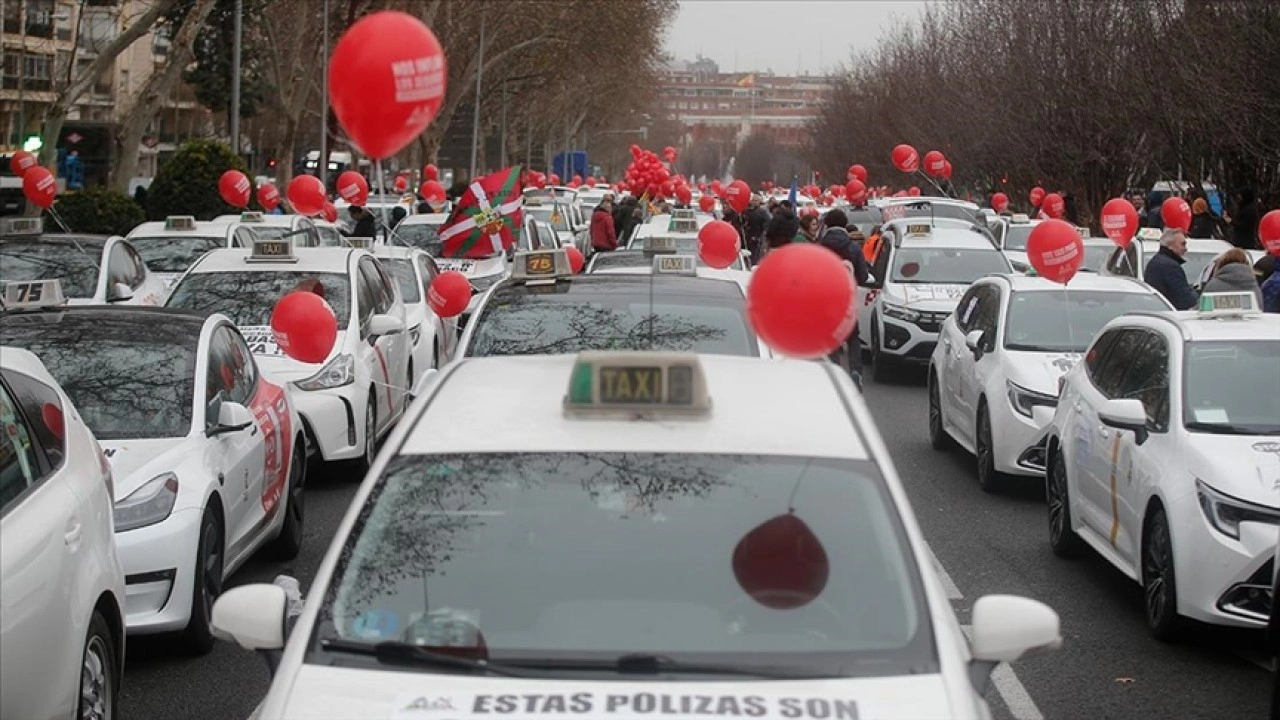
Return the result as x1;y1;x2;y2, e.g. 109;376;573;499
953;284;1001;446
417;254;457;361
0;374;78;720
942;284;985;432
859;236;894;347
362;257;410;418
229;325;293;550
205;326;265;554
355;261;396;433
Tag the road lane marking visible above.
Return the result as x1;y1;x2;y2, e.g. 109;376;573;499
962;625;1046;720
926;543;964;600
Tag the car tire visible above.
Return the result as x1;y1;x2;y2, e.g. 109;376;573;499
270;439;306;560
975;401;1004;493
182;507;223;655
1047;444;1085;558
79;610;117;720
928;370;954;451
1143;508;1184;641
870;318;891;383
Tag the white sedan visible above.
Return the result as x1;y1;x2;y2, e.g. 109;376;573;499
0;297;307;654
1;218;167;306
211;349;1061;718
929;273;1172;492
372;244;459;379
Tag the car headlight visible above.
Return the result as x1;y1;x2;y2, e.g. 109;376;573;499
295;353;355;391
1196;479;1280;540
114;473;179;532
881;301;921;324
469;273;502;293
1006;379;1057;418
408;324;422;347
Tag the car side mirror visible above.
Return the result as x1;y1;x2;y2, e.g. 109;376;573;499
965;329;986;357
367;313;405;341
107;282;133;303
1099;397;1150;445
863;273;881;290
969;594;1061;694
212;583;287;668
411;367;439;401
207;401;253;437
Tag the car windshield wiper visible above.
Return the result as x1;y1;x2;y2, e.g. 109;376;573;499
1185;422;1280;436
504;653;833;679
320;638;532;677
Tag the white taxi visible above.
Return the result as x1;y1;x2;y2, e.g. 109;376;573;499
213;211;322;249
928;273;1172;492
1040;292;1280;638
125;215;251;287
0;340;125;720
312;219;346;247
620;219;751;270
164;240;412;474
859;220;1013;381
390;213;448;252
210;349;1062;718
372;244;459;379
434;252;510;326
0;291;308;653
1101;228;1235;290
0;217;167;306
523;194;577;250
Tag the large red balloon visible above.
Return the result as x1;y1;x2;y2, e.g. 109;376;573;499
271;291;339;363
674;184;692;206
698;195;716;213
991;192;1009;213
22;166;57;209
419;179;446;205
328;11;446;159
427;271;471;318
565;246;585;274
1041;192;1065;219
747;244;856;359
218;170;251;208
1260;210;1280;258
423;163;439;181
923;150;946;177
845;179;867;205
1161;197;1192;232
891;144;919;173
322;201;338;223
287;175;327;216
711;179;723;197
724;180;751;213
732;513;829;610
1027;219;1085;285
1100;198;1138;249
1029;186;1045;208
585;176;597;188
337;170;369;205
697;220;740;269
9;150;37;177
257;183;281;211
848;164;867;183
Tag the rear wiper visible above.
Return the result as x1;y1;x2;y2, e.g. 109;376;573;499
507;653;832;679
1184;422;1279;436
320;638;532;677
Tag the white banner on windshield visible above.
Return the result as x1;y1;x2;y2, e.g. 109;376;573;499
390;691;863;720
241;325;285;356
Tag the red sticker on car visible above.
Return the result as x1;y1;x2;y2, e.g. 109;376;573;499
249;379;292;515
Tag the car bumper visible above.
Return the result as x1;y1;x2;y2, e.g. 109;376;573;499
118;507;203;634
290;382;366;462
1171;498;1276;628
878;317;940;364
993;401;1057;477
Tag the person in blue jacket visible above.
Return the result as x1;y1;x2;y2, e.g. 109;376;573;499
1143;228;1198;310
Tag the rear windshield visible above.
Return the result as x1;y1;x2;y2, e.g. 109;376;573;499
166;271;352;327
1004;290;1170;352
589;252;742;273
127;235;225;273
0;242;101;298
395;223;443;255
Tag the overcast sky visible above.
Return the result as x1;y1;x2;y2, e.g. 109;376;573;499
665;0;931;75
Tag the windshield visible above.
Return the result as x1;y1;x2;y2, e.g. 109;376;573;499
316;226;345;247
1181;252;1223;287
1081;245;1112;272
891;246;1010;284
526;206;570;232
846;209;882;236
885;203;980;224
0;321;196;439
590;252;743;272
396;223;443;255
1183;339;1280;435
467;284;758;358
127;235;225;273
314;452;934;678
0;242;101;298
166;271;352;327
1003;226;1034;251
383;258;420;303
1005;290;1170;352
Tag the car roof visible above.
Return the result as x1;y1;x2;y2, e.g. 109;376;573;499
878;196;980;210
0;305;211;344
212;214;299;226
1117;308;1280;342
398;213;448;226
0;234;111;249
404;355;868;458
897;227;999;249
188;247;359;274
371;244;424;260
127;220;228;237
993;272;1156;293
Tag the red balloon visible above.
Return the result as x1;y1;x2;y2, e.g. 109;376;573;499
629;144;642;159
393;175;409;193
257;183;281;211
747;244;857;359
271;291;339;363
1260;210;1280;257
218;170;251;208
732;513;830;610
711;180;723;196
1100;197;1139;249
698;195;716;212
422;164;439;181
1029;186;1045;208
892;144;919;173
675;184;692;206
845;179;867;205
419;179;446;204
336;170;369;205
1161;197;1192;232
923;150;946;177
991;192;1009;213
322;201;338;223
1041;192;1065;219
548;173;561;186
40;402;64;441
698;182;706;191
427;271;471;318
9;150;37;177
565;245;585;274
697;220;740;269
1027;219;1085;284
328;11;446;159
287;175;327;216
585;176;596;188
724;179;751;213
908;186;921;197
848;164;867;183
940;160;953;180
22;166;57;209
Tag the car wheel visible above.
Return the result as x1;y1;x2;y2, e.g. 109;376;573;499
270;439;306;560
79;611;116;720
1047;445;1085;558
182;508;222;655
1143;508;1184;641
975;401;1004;493
928;371;953;451
870;318;891;383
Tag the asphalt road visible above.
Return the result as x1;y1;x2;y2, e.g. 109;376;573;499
120;366;1273;720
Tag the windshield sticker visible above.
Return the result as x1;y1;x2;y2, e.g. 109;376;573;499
390;693;860;720
437;259;477;273
1049;353;1082;373
1192;407;1229;424
241;326;285;356
351;609;401;640
902;284;966;304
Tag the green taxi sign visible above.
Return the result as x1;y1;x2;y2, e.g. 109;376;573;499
165;215;197;231
653;254;696;275
643;235;678;254
668;217;698;233
240;212;265;223
0;217;43;237
246;238;297;263
564;350;711;415
344;236;373;249
1197;291;1259;316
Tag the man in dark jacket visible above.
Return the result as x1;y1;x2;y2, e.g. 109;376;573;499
744;196;770;264
591;196;618;252
817;208;870;285
1143;229;1198;310
344;205;377;239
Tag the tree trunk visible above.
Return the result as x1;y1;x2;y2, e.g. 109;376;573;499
276;115;299;187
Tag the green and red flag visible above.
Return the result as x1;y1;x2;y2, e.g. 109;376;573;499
439;165;524;258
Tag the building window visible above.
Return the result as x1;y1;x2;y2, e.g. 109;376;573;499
153;24;171;56
24;0;56;38
79;9;119;53
22;54;54;92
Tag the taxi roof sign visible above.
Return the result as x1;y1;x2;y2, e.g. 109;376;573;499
164;215;197;231
1009;213;1031;223
1137;227;1163;241
344;236;374;249
905;223;932;236
246;237;297;263
511;248;572;283
1197;291;1259;317
239;212;265;223
2;279;66;310
653;254;697;276
669;218;698;233
643;235;678;254
564;350;711;416
672;208;696;220
1;217;43;236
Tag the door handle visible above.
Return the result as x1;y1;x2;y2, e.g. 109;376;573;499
1074;402;1082;412
249;426;258;436
64;521;82;548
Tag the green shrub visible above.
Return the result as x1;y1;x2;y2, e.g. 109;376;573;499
145;138;254;221
46;187;145;236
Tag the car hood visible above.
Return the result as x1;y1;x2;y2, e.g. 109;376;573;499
100;437;189;498
1004;350;1084;397
436;256;506;278
242;326;349;382
891;283;969;311
1186;436;1280;508
274;666;959;720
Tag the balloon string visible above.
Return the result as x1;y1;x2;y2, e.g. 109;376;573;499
47;205;72;233
785;458;812;514
374;158;391;239
1063;282;1075;351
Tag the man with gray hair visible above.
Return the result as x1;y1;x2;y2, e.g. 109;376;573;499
1143;228;1198;309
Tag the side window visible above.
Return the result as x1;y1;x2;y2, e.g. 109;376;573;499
954;286;983;332
206;326;256;420
1113;331;1170;430
1;369;65;472
355;271;377;332
0;380;45;511
964;286;1000;348
1085;328;1123;382
417;256;437;298
1092;329;1146;398
359;258;394;313
108;242;143;288
871;240;892;283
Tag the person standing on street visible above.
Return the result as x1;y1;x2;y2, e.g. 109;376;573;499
1143;228;1198;310
1188;198;1219;239
343;205;377;238
762;210;800;258
1230;188;1261;250
744;195;770;264
1202;249;1262;305
815;208;869;389
591;194;618;252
